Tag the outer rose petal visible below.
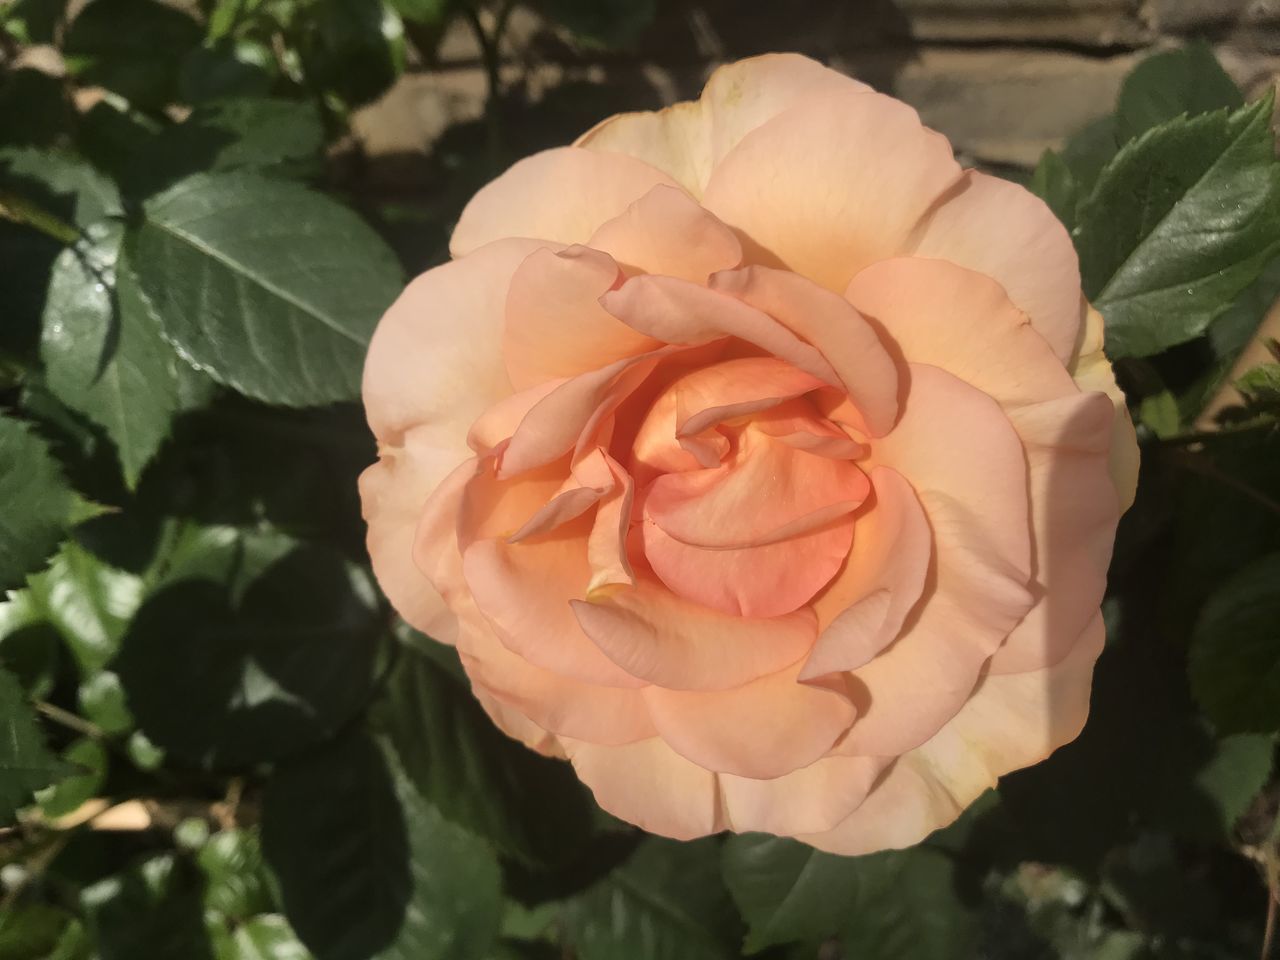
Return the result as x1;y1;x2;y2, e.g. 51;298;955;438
1069;306;1139;512
720;753;890;837
701;91;962;293
364;237;550;446
988;393;1118;674
450;147;679;257
843;365;1034;756
908;170;1083;363
504;246;660;390
644;663;855;779
360;429;465;643
845;257;1077;411
575;53;870;197
587;184;743;281
563;736;724;840
802;612;1105;855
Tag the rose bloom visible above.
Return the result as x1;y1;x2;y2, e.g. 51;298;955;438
360;54;1139;854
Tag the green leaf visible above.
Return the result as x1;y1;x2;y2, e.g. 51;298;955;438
22;540;143;676
722;835;978;957
1077;96;1280;359
1115;43;1243;145
1189;552;1280;734
63;0;203;110
179;43;276;104
721;835;861;953
78;670;133;735
0;904;75;960
214;915;315;960
0;0;67;44
0;592;61;698
293;0;406;107
128;171;404;406
198;829;278;922
114;545;378;768
0;414;84;591
81;853;215;960
388;0;456;26
157;97;325;179
538;0;655;46
262;729;502;960
379;643;596;866
0;147;123;229
563;837;741;960
0;665;74;823
36;736;108;819
1028;149;1078;232
40;223;214;488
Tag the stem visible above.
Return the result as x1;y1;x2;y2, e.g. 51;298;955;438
1152;418;1279;447
0;191;79;246
34;701;104;741
464;0;515;173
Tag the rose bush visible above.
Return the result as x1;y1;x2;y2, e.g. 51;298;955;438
360;53;1139;854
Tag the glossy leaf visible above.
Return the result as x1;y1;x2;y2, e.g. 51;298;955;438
1115;44;1242;144
213;915;315;960
1077;96;1280;359
128;172;404;406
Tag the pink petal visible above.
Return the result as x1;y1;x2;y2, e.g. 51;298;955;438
908;170;1082;363
601;274;840;385
845;257;1076;409
701;91;962;292
644;662;856;779
988;392;1119;673
450;147;679;257
803;466;932;678
562;736;724;840
587;184;743;281
503;245;660;390
575;53;870;196
570;574;816;690
838;364;1034;756
712;266;900;436
801;612;1104;855
720;754;891;836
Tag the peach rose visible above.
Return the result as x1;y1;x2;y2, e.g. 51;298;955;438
359;54;1139;854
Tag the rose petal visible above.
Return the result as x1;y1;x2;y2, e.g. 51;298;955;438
451;147;679;256
562;736;724;839
575;53;870;197
587;184;743;281
701;91;962;292
721;754;891;837
908;170;1082;363
1069;305;1139;512
712;266;899;436
504;245;660;390
571;574;817;691
801;611;1104;855
644;663;856;779
803;466;932;678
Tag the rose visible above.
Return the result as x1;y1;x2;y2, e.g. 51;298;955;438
359;53;1139;854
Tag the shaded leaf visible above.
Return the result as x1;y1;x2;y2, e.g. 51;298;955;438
129;172;404;406
198;829;277;922
563;837;741;960
36;736;108;819
1189;552;1280;734
214;914;315;960
114;546;378;768
0;414;84;591
81;853;215;960
0;664;74;822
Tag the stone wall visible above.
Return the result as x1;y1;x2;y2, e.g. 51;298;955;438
351;0;1280;225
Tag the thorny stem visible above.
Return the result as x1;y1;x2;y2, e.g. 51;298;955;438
35;701;104;741
1152;418;1279;448
465;0;517;173
1166;448;1280;519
